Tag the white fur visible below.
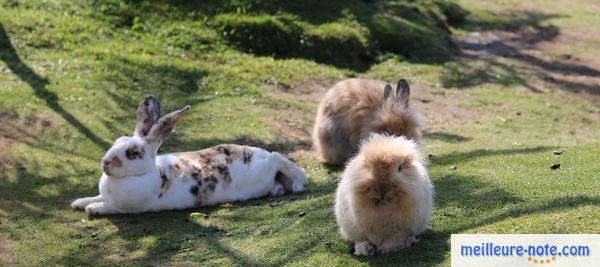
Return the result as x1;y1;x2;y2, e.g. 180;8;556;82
72;146;307;215
71;97;307;215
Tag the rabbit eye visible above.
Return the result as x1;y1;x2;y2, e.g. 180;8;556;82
125;146;144;160
397;165;403;172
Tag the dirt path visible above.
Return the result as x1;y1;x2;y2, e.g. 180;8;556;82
0;235;12;266
457;10;600;103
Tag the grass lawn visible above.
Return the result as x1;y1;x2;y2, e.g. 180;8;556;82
0;0;599;266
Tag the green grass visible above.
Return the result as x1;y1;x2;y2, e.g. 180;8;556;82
1;0;599;266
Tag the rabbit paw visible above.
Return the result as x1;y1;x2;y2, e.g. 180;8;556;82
290;171;307;193
270;182;285;196
84;202;115;215
377;235;419;254
354;241;376;256
291;179;305;193
71;196;102;210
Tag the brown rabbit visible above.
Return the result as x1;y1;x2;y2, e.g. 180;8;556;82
312;78;424;165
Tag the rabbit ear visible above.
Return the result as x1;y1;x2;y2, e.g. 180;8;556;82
383;83;394;101
395;79;410;108
134;96;161;137
145;105;191;145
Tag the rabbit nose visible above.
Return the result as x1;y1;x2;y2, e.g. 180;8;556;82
103;160;111;166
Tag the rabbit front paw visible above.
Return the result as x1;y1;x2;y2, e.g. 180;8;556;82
71;195;102;210
354;241;376;256
270;182;285;196
84;202;116;215
377;235;419;254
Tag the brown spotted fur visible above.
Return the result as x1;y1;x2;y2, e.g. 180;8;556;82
134;97;161;137
154;144;255;204
111;156;123;167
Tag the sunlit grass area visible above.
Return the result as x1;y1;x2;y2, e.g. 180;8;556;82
0;0;599;266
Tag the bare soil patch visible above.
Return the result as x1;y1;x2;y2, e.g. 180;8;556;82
0;235;12;266
458;24;600;103
0;109;57;173
265;80;481;134
0;109;55;143
264;81;332;105
409;84;482;130
269;119;310;140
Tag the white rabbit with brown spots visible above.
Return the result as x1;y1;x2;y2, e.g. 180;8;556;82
71;96;308;215
313;78;424;165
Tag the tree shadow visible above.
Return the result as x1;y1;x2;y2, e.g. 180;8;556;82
0;160;98;224
1;141;596;266
451;195;600;233
344;173;516;266
162;134;312;157
100;55;206;96
87;145;572;266
431;146;556;166
0;110;97;161
443;10;600;96
323;163;345;174
355;173;599;266
43;52;212;148
61;171;339;266
0;23;111;150
98;54;210;119
424;132;471;143
441;57;544;93
0;146;330;265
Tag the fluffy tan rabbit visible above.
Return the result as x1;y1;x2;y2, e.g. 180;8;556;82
313;78;424;165
335;134;433;256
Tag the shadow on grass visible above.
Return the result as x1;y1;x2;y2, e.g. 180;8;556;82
424;132;471;143
356;176;600;266
453;195;600;232
161;134;313;157
97;53;211;132
0;110;97;161
444;10;600;96
100;54;207;96
77;175;338;266
431;146;556;165
93;146;588;266
1;143;598;266
347;173;516;266
0;161;97;223
0;23;111;150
